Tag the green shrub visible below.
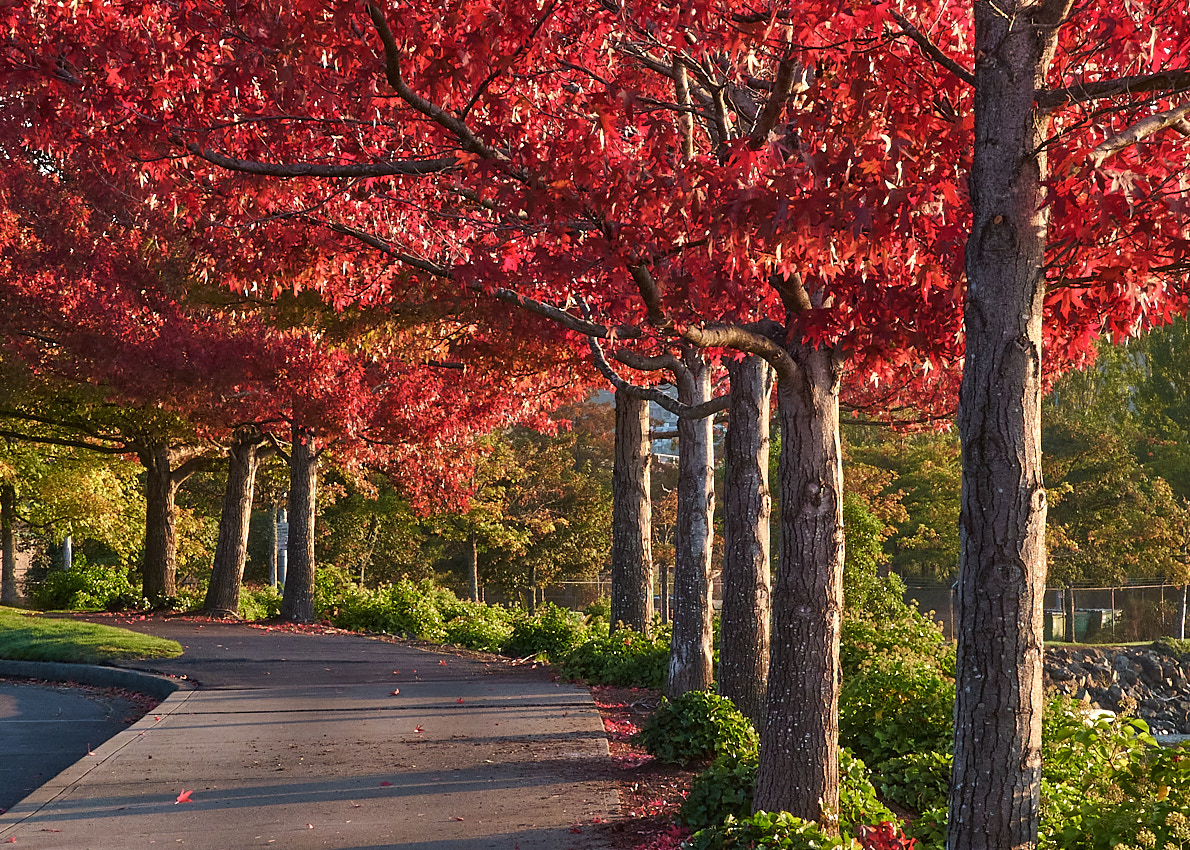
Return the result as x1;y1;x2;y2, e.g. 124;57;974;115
895;699;1190;850
876;751;952;815
556;626;669;688
841;609;954;678
238;585;282;620
839;749;896;829
685;811;863;850
680;754;756;828
442;602;515;652
681;748;891;832
31;558;145;611
904;806;947;850
501;602;588;660
636;690;759;766
583;596;611;622
839;650;955;768
324;578;448;640
1039;699;1190;850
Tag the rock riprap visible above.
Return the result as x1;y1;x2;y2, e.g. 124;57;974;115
1045;644;1190;734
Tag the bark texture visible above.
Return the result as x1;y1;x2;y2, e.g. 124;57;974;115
753;346;844;826
204;428;271;616
1;483;19;605
610;389;654;633
665;347;715;697
281;428;319;622
140;443;204;604
949;3;1070;848
719;356;773;726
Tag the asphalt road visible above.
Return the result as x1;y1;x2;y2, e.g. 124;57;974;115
0;618;618;849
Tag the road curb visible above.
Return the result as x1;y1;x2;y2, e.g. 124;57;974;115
0;659;191;699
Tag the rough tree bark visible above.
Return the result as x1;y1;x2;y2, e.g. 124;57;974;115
719;355;773;726
140;442;205;605
665;346;716;697
203;427;273;616
1;482;19;605
610;389;654;633
280;427;319;622
949;3;1071;848
753;344;844;826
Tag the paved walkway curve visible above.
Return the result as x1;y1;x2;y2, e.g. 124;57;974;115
0;619;618;850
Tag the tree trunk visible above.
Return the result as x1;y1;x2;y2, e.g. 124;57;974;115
280;428;319;622
1179;585;1187;641
610;390;653;633
1;483;19;605
268;502;279;588
949;4;1068;848
203;429;270;616
141;443;181;604
753;346;844;827
467;533;479;602
720;356;773;726
1064;585;1076;643
665;347;715;697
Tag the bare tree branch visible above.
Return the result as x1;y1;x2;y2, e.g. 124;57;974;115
365;3;519;171
1038;68;1190;108
179;140;458;178
327;221;642;339
890;10;975;87
1091;102;1190;165
585;333;728;419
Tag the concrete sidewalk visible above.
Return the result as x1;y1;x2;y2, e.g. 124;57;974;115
0;619;617;849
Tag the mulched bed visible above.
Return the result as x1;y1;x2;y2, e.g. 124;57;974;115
590;684;699;850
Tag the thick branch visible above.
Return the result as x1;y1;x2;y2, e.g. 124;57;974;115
769;271;813;315
680;323;799;385
0;428;132;455
180;141;458;178
1038;68;1190;108
586;335;727;419
628;264;670;328
750;57;799;146
1091;103;1190;165
673;57;697;162
366;3;516;169
890;10;975;87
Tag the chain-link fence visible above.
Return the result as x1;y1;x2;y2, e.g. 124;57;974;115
905;582;1190;642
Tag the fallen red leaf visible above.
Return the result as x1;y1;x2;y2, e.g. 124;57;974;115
456;698;464;704
570;827;582;833
414;725;424;733
306;824;314;829
380;781;393;787
175;790;193;804
439;660;447;666
452;816;465;821
390;689;400;696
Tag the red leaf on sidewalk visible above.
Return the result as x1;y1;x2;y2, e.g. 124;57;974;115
175;790;193;804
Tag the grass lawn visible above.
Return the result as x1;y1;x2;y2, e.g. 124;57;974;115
0;607;182;663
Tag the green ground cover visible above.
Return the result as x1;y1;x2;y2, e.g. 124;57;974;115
0;606;182;663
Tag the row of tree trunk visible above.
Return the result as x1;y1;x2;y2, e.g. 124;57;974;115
607;339;845;820
128;423;321;621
